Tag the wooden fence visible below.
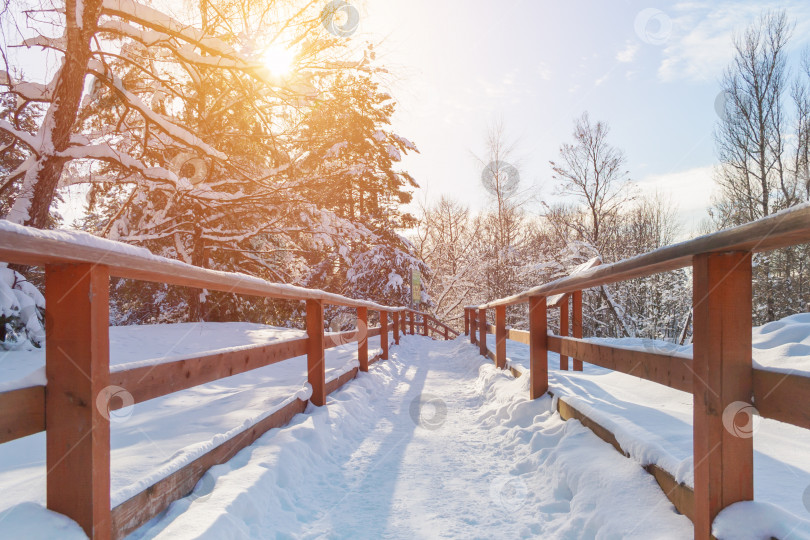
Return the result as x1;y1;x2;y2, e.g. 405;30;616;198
0;223;456;539
463;204;810;540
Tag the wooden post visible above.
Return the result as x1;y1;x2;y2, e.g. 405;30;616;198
478;308;487;357
306;299;326;407
470;309;477;345
495;305;506;369
357;307;369;372
559;295;569;371
409;310;415;335
529;296;548;399
422;315;428;336
393;311;400;345
692;252;753;540
443;325;448;340
464;308;469;336
45;263;111;540
572;290;583;371
380;311;389;360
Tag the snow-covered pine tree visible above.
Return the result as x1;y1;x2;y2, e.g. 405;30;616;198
294;72;424;307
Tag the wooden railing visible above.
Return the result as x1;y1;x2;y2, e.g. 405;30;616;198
0;221;452;539
463;203;810;540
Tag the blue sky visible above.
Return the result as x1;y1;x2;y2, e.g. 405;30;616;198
363;0;810;233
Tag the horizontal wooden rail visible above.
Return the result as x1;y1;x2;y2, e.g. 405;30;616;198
472;204;810;309
110;338;309;406
548;335;694;394
753;369;810;431
0;386;44;444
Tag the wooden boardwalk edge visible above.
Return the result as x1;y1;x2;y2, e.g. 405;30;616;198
553;393;695;523
480;344;694;524
111;345;393;538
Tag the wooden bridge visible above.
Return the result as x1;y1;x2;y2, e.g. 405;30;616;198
0;203;808;539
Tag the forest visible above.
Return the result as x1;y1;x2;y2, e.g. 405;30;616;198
0;3;808;349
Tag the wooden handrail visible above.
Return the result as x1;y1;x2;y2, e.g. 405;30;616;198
470;203;810;309
0;221;407;311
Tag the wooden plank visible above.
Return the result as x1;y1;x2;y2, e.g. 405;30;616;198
358;307;368;372
753;369;810;430
560;295;569;371
381;312;389;360
507;328;529;345
326;367;359;395
422;314;428;336
495;305;506;370
409;310;415;335
478;308;487;357
464;308;469;335
111;397;306;539
393;311;400;345
0;385;45;443
368;352;384;366
306;300;325;407
486;324;496;334
572;290;583;371
548;335;693;393
554;393;694;521
475;204;810;309
557;397;626;456
368;326;382;338
470;309;477;345
111;337;309;405
644;464;695;522
692;251;753;540
529;297;548;399
46;263;111;539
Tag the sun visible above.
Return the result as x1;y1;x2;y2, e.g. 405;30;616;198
262;44;295;76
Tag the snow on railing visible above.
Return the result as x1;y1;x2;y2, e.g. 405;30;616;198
462;203;810;540
0;220;455;539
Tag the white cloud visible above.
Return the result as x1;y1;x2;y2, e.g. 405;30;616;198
637;165;718;234
657;1;810;83
616;42;639;63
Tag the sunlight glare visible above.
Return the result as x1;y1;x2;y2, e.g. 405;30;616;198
263;44;294;76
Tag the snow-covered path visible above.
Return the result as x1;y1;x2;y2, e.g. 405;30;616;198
133;336;691;539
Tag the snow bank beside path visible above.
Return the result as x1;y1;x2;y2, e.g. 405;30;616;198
0;322;383;515
132;337;691;539
491;312;810;537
